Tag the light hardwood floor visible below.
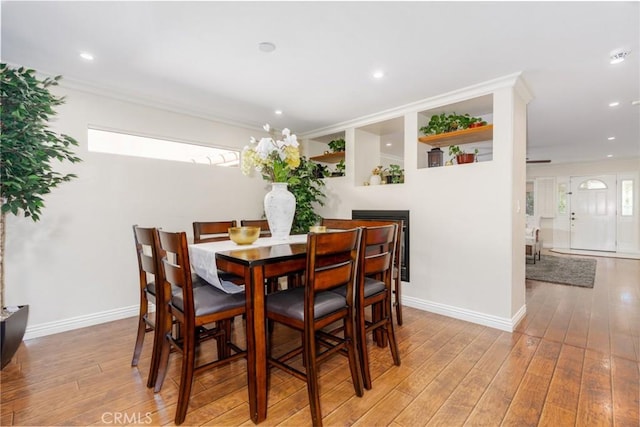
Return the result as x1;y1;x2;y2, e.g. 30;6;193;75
2;253;638;426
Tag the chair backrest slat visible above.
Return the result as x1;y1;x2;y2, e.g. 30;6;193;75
322;218;402;280
240;219;271;237
158;230;195;323
305;229;361;315
193;220;237;243
133;225;164;287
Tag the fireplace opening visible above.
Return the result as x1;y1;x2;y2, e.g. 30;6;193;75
352;210;409;282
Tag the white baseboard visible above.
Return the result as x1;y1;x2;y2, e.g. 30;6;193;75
402;296;526;332
23;305;145;340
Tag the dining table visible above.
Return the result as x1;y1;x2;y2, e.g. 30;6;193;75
188;234;309;424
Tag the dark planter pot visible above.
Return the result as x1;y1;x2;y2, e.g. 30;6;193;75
1;305;29;369
456;153;476;164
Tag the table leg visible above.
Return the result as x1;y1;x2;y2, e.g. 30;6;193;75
245;265;268;424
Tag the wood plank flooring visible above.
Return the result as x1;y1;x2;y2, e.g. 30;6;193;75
2;252;638;426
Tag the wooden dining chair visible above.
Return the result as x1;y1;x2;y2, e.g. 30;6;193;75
131;225;165;388
240;219;271;237
266;228;364;427
341;224;401;390
154;229;247;425
192;220;237;243
192;220;244;285
321;218;404;325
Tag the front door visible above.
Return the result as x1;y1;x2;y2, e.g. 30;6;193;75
569;175;616;251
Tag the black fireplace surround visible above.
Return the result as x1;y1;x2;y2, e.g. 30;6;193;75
352;210;409;282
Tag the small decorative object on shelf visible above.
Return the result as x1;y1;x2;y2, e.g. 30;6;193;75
427;148;443;167
449;145;479;165
370;165;384;185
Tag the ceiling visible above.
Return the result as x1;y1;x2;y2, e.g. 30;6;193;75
2;1;639;164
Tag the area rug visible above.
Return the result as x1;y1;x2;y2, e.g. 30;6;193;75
526;255;597;288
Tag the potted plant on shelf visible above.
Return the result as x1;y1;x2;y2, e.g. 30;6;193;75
420;112;486;136
448;145;479;164
327;137;345;153
331;159;345;177
0;64;81;369
384;164;405;184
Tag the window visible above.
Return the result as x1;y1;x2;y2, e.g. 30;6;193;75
557;183;567;215
87;128;239;166
526;181;534;216
578;179;607;190
621;179;633;216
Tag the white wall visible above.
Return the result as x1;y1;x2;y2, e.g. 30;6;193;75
527;158;640;253
7;74;531;338
4;87;269;338
311;75;531;331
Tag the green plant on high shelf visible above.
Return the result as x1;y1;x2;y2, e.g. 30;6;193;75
420;112;486;136
327;137;345;153
332;159;345;177
287;156;326;234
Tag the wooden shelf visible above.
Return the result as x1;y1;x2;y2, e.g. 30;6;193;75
309;152;345;163
418;124;493;148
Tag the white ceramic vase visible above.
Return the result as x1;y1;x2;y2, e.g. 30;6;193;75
264;182;296;240
369;174;382;185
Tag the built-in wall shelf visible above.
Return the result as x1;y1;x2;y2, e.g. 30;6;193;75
418;124;493;148
309;152;345;163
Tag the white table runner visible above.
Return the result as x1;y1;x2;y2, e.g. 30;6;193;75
188;234;308;294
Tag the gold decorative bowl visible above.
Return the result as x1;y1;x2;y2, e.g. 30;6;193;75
229;226;261;245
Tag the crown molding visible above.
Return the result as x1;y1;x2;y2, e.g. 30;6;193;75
301;72;528;140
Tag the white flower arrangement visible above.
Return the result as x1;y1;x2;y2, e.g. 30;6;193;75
241;124;301;182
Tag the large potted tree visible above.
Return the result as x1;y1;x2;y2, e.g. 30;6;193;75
0;64;81;369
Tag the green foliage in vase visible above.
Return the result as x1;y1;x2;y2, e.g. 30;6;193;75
287;156;326;234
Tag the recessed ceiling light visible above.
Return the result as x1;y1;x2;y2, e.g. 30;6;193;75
632;100;640;106
607;154;613;158
610;51;629;64
385;142;392;147
258;42;276;53
609;101;620;107
79;52;94;61
372;70;385;79
274;110;283;115
607;136;616;140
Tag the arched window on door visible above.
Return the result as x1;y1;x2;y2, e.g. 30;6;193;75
577;179;607;190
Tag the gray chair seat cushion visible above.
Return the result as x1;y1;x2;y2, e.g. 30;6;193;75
145;281;157;296
267;287;346;321
332;277;385;298
171;284;245;317
147;274;203;297
218;269;244;283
